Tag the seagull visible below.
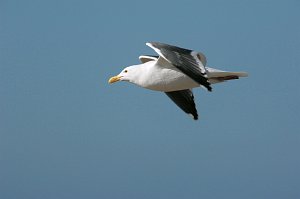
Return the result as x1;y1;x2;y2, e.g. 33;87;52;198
108;42;248;120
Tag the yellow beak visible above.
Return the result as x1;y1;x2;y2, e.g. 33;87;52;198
108;75;121;84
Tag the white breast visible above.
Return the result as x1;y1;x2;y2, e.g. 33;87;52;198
137;61;200;92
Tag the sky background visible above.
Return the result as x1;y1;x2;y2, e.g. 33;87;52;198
1;0;300;198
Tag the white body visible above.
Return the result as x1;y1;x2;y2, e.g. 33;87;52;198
123;59;247;92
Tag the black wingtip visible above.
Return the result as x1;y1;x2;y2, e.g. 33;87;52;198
202;80;212;92
207;85;212;92
191;111;198;120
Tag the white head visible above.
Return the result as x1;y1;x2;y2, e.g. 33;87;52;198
108;65;142;84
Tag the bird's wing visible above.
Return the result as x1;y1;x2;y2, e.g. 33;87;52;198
146;42;212;91
165;89;198;120
139;55;159;63
197;51;207;66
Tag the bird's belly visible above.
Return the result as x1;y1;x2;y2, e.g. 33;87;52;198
143;69;200;92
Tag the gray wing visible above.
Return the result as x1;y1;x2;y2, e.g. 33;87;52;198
165;89;198;120
147;42;212;92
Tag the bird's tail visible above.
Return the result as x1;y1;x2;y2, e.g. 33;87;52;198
206;67;248;84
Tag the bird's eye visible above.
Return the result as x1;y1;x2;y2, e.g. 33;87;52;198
124;70;128;73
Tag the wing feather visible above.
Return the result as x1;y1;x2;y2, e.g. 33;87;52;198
165;89;198;120
147;42;212;91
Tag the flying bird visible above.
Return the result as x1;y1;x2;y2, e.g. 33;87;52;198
108;42;248;120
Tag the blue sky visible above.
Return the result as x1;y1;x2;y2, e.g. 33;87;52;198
1;0;300;198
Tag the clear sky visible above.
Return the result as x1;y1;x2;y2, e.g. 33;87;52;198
1;0;300;198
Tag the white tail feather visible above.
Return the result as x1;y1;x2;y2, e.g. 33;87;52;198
206;67;248;84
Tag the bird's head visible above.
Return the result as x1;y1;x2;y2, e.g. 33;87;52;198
108;65;143;84
108;67;131;84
